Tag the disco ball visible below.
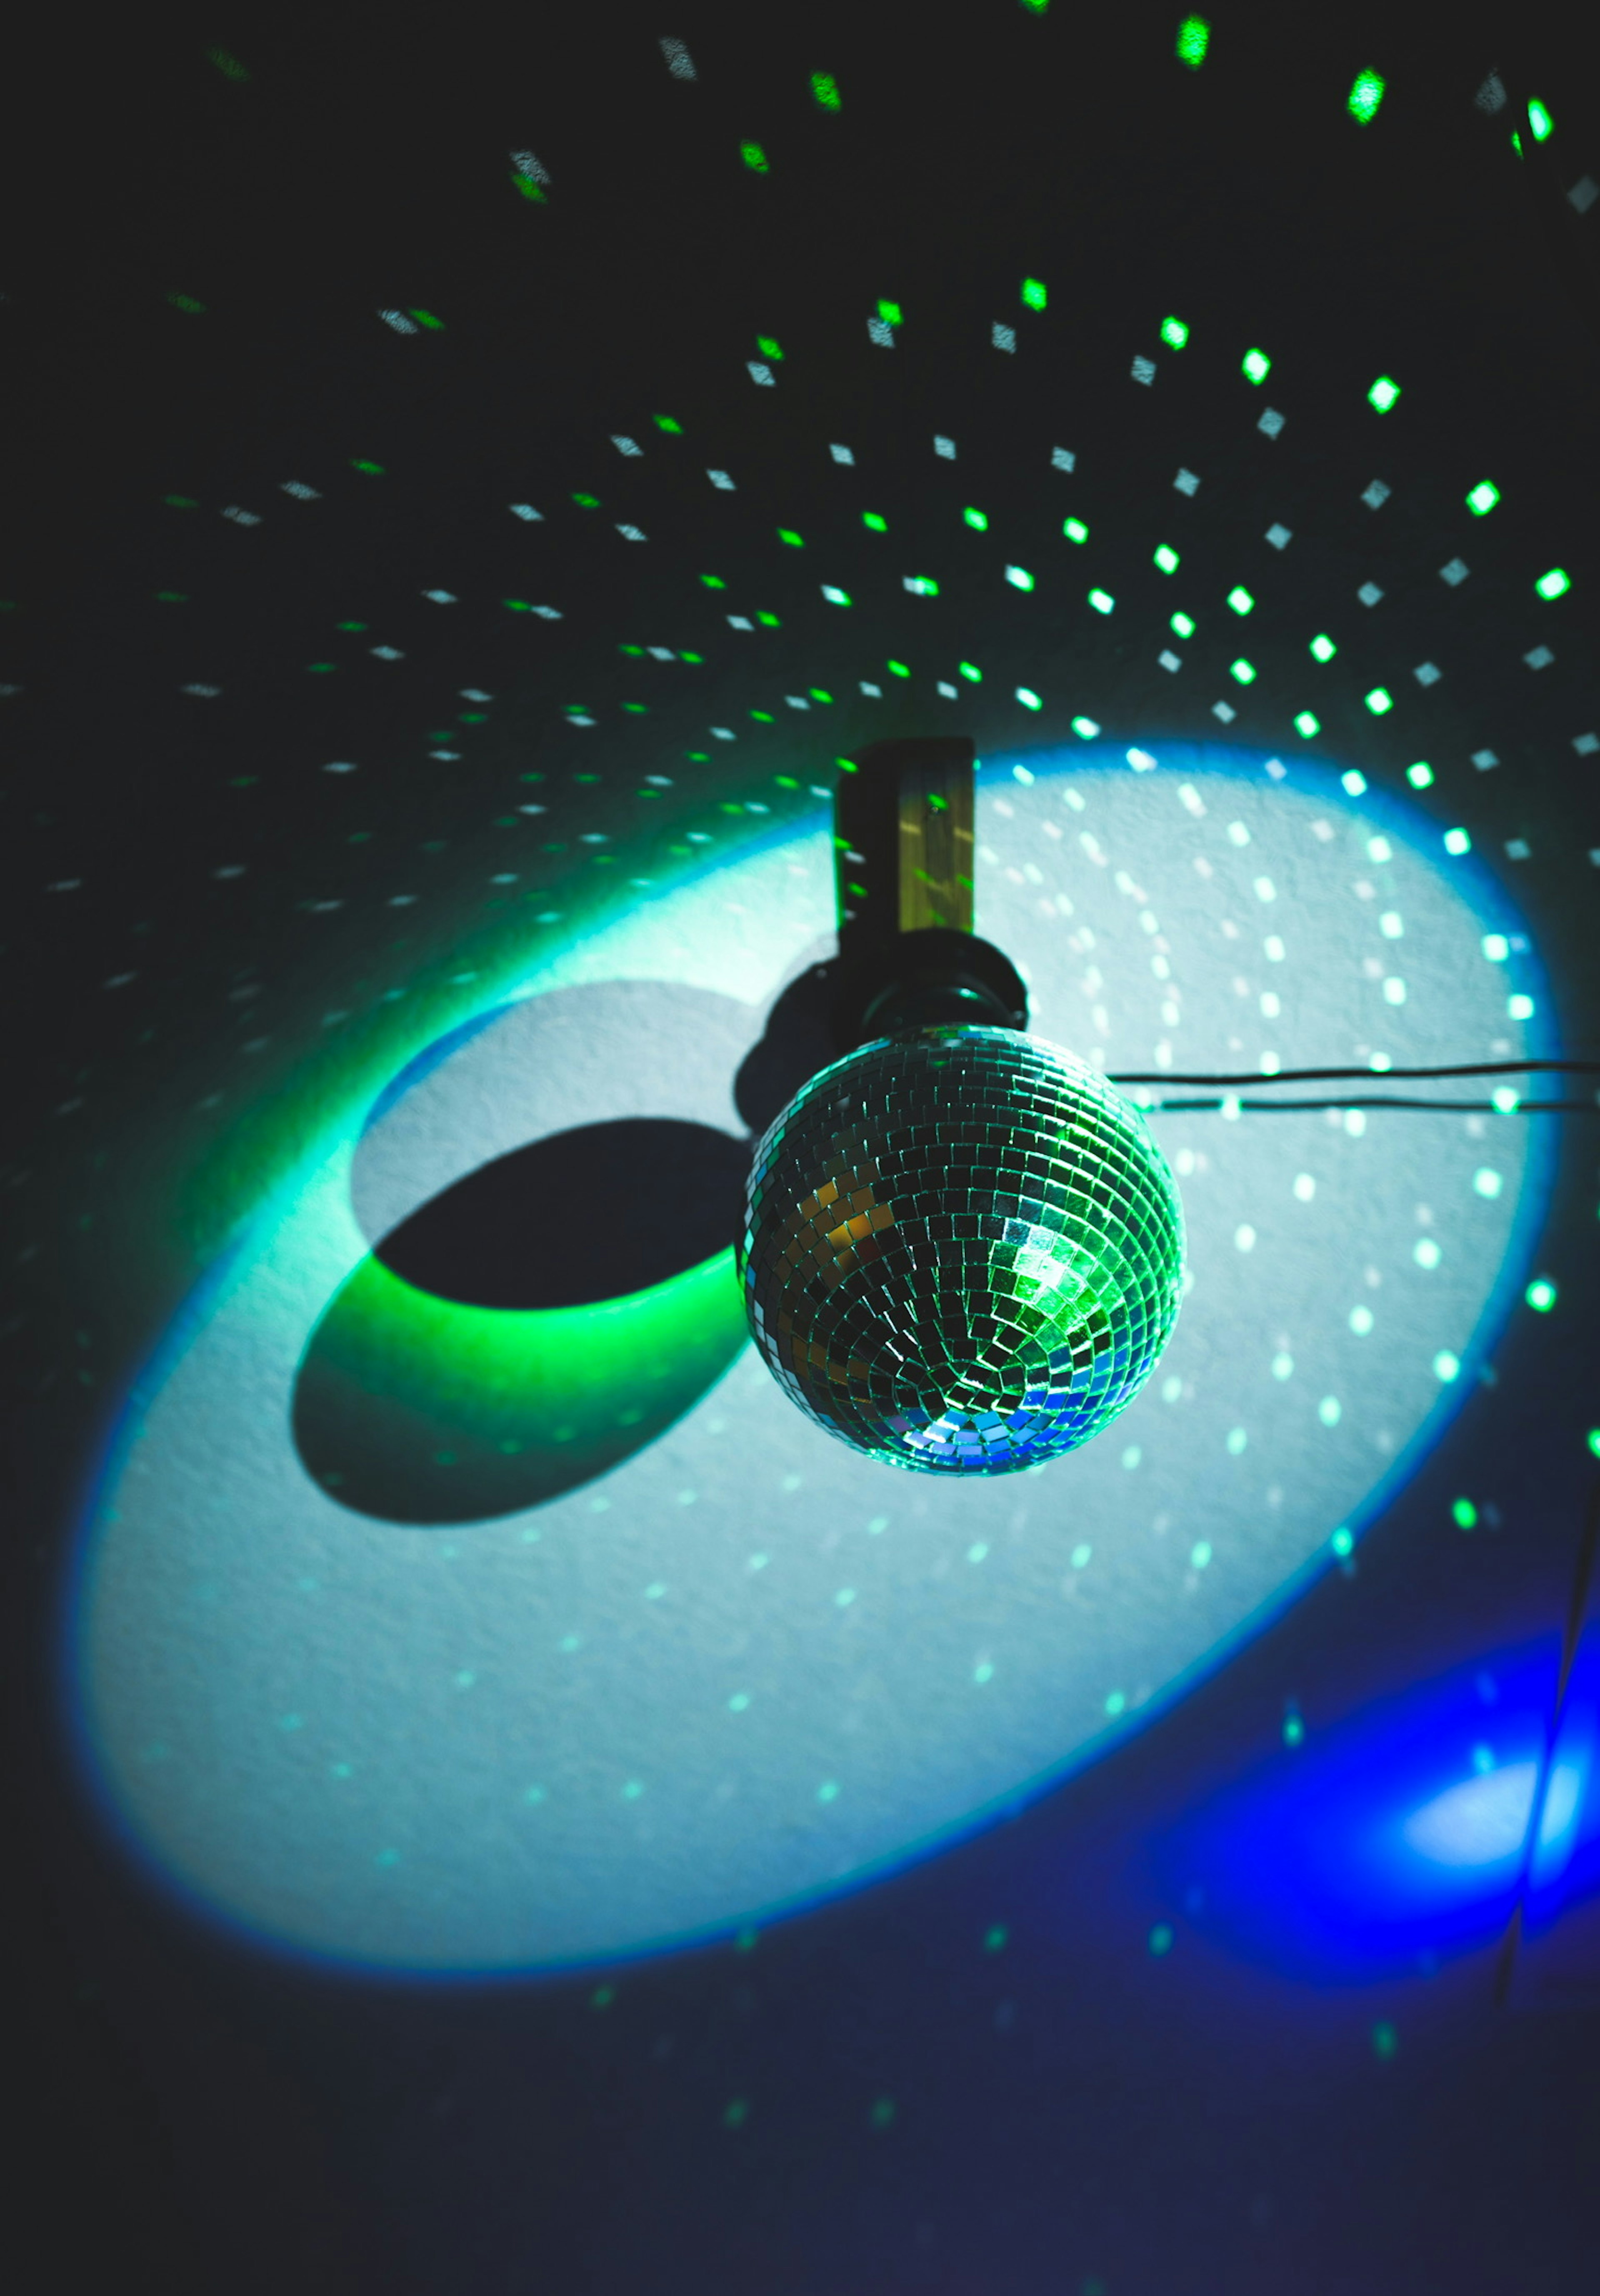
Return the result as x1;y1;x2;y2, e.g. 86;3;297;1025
739;1026;1185;1474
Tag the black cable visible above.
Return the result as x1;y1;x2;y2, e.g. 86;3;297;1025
1493;1481;1600;2009
1145;1097;1597;1114
1108;1059;1600;1087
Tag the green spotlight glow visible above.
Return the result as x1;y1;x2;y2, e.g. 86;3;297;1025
1331;1526;1354;1557
1294;711;1320;739
1006;566;1036;591
1365;687;1394;715
1466;479;1500;515
1348;70;1386;124
1175;15;1210;68
862;512;887;532
1088;588;1115;614
1228;586;1254;614
1021;277;1047;310
1452;1498;1478;1529
811;71;841;111
1160;316;1190;348
1064;518;1089;543
1407;762;1434;788
959;661;982;681
1230;658;1256;685
1444;827;1471;855
964;507;989;530
294;1251;747;1525
1242;348;1271;384
1171;612;1196;639
1154;544;1180;573
1535;567;1570;600
1310;634;1337;662
1368;375;1402;412
742;143;769;173
878;299;902;325
1528;98;1553;141
1525;1277;1557;1312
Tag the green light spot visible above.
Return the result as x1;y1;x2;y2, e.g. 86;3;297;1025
1331;1526;1354;1557
1406;761;1434;789
888;660;910;677
350;459;385;475
1528;98;1554;141
1364;687;1393;715
571;492;600;508
1295;711;1321;739
1348;70;1386;124
1230;658;1256;685
1228;586;1254;614
1149;1922;1175;1956
1587;1430;1600;1461
1443;826;1470;855
756;336;783;361
810;688;832;703
870;2097;897;2128
1450;1498;1479;1532
984;1923;1009;1952
700;574;727;591
1170;611;1196;639
1368;375;1402;413
878;299;902;325
817;1779;840;1802
1153;544;1180;573
164;495;199;508
1310;633;1337;662
964;506;989;530
1283;1714;1305;1747
735;1926;759;1951
1160;315;1190;349
407;308;444;330
812;71;841;111
1242;347;1271;384
959;660;982;681
723;2098;749;2128
1018;688;1043;711
166;292;205;314
1175;15;1210;68
1535;567;1570;600
1526;1277;1558;1312
1063;517;1089;543
1006;566;1035;591
653;413;683;433
742;143;768;173
863;511;888;532
1372;2021;1398;2060
1088;588;1115;614
778;529;803;548
1466;479;1500;515
1021;277;1047;311
757;610;781;626
1105;1689;1127;1716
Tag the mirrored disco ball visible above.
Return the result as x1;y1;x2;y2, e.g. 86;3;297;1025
740;1027;1185;1474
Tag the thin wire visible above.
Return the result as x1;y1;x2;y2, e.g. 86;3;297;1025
1147;1097;1595;1114
1109;1059;1600;1087
1493;1482;1600;2009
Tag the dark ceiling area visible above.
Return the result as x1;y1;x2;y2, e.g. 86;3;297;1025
5;7;1600;2293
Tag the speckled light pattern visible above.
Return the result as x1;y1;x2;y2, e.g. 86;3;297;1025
741;1028;1185;1473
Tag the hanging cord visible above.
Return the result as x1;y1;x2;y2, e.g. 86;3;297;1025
1105;1058;1600;1112
1493;1481;1600;2007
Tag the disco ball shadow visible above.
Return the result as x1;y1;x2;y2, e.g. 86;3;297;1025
739;1026;1185;1474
